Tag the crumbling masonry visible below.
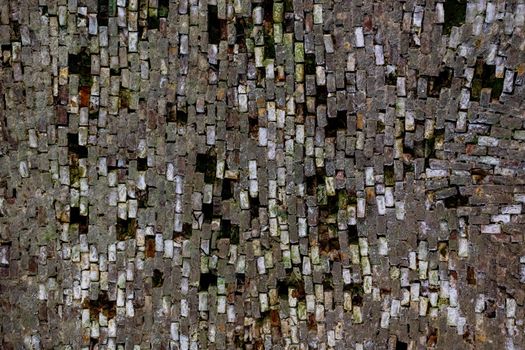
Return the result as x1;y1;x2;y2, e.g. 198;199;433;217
1;0;525;349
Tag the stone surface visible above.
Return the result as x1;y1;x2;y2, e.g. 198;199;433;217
0;0;525;349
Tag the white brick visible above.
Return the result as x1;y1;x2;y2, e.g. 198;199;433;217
355;27;365;48
481;224;501;234
491;214;510;223
478;136;499;146
426;169;448;178
502;205;521;214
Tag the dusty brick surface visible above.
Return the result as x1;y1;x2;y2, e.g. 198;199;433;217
1;0;525;349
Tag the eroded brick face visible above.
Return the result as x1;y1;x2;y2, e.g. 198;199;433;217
0;0;525;349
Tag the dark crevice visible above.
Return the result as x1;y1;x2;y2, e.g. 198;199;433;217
403;161;414;174
137;157;148;171
79;216;89;234
296;103;306;119
69;207;88;233
249;196;260;219
68;133;88;158
176;109;188;124
413;139;426;159
202;203;214;223
443;188;469;208
235;273;245;295
256;67;266;87
152;269;164;287
81;291;116;321
234;17;248;49
183;223;192;236
98;0;109;26
471;59;504;101
396;340;408;350
343;283;364;306
174;223;193;240
384;165;395;186
233;333;245;348
196;150;217;184
305;176;317;196
199;272;218;291
263;0;273;22
325;110;347;138
428;67;453;97
422;131;441;168
262;0;275;59
305;54;316;75
158;0;169;17
276;270;305;301
284;0;293;12
221;178;234;200
485;299;496;318
386;71;397;85
68;48;92;87
377;120;385;133
68;133;87;189
166;103;176;122
208;6;225;45
148;8;160;29
136;188;148;208
264;29;275;59
284;13;294;33
316;85;328;106
471;168;488;184
322;275;334;291
318;224;340;259
249;115;259;140
69;207;81;224
443;0;467;35
116;218;137;240
11;21;21;41
218;220;239;244
348;225;358;245
277;279;289;298
306;168;326;196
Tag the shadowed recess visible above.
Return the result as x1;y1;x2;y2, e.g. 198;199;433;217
152;269;164;287
199;272;218;291
117;218;137;240
443;0;466;35
196;150;217;184
68;48;92;87
471;59;504;101
81;291;116;321
428;67;453;97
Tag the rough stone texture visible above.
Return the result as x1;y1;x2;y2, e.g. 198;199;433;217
0;0;525;349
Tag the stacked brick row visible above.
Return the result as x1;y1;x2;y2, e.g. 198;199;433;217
0;0;524;349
